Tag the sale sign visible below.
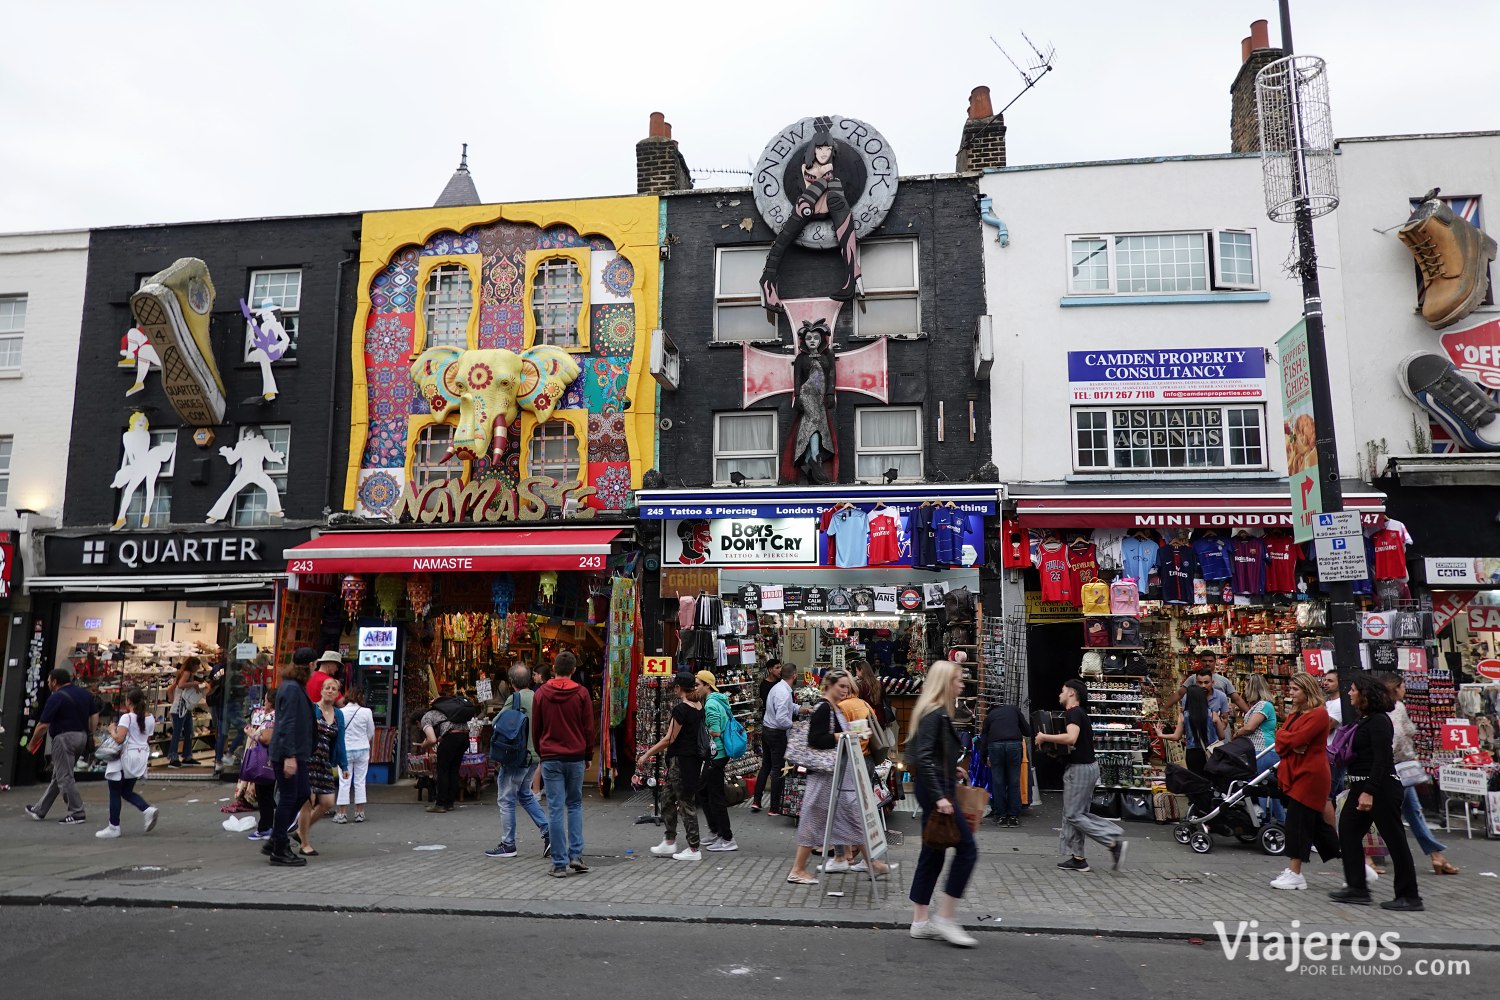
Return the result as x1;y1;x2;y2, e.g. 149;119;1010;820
1466;606;1500;632
1442;721;1480;751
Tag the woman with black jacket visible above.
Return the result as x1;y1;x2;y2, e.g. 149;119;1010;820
1329;673;1423;910
906;661;978;948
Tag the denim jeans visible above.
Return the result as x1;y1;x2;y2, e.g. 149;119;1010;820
170;712;194;763
540;759;585;868
496;762;548;847
1255;747;1285;824
107;777;151;826
1401;785;1447;857
987;740;1023;818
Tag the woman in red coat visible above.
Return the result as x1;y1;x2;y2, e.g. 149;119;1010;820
1270;673;1341;890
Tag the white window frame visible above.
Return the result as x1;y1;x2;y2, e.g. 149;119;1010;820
0;295;25;371
122;428;176;528
231;424;290;527
243;270;302;360
532;257;585;348
1070;405;1268;472
713;246;780;344
713;411;779;485
0;435;11;506
526;420;581;482
854;406;923;482
411;423;463;488
424;264;474;349
853;237;921;338
1066;230;1260;295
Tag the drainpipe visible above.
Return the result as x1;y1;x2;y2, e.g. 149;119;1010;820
324;248;358;517
977;195;1010;247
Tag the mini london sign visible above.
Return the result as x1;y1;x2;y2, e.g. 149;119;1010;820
389;476;597;525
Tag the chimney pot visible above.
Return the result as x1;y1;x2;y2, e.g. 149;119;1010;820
1250;19;1270;51
1241;36;1252;63
968;85;994;120
648;111;671;139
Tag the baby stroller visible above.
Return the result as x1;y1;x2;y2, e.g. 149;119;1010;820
1165;737;1285;856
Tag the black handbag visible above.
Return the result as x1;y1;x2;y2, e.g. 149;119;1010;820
1121;791;1153;822
1090;790;1122;818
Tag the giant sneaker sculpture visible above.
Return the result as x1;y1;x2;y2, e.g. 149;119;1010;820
1398;351;1500;451
1398;189;1498;330
129;258;227;425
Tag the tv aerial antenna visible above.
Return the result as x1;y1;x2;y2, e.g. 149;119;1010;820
989;31;1056;114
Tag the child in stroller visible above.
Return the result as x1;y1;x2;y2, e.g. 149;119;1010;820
1166;737;1286;855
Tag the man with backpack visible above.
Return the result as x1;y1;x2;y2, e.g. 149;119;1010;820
696;670;744;853
485;663;550;860
532;651;595;878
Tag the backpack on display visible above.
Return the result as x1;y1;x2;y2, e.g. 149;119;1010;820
488;693;529;769
1109;579;1140;616
1084;620;1111;648
433;695;478;725
1081;651;1103;677
1111;617;1142;648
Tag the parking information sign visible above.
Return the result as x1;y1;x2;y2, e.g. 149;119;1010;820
1312;512;1368;582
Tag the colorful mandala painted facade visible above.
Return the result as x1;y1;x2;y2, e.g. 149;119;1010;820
601;254;634;297
357;470;401;513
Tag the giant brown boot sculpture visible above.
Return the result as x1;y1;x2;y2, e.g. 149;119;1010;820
1398;189;1498;330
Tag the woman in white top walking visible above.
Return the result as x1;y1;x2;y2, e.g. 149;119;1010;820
97;688;160;838
336;686;376;823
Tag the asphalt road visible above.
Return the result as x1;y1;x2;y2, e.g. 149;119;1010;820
0;906;1489;996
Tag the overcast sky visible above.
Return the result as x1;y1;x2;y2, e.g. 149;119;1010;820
3;0;1496;233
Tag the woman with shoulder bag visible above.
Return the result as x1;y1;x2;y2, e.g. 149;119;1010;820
784;669;863;885
1329;673;1423;910
1383;673;1457;876
243;688;277;841
96;687;159;838
906;661;978;948
1270;673;1341;889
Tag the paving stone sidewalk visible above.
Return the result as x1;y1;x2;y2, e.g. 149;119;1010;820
1;780;1496;947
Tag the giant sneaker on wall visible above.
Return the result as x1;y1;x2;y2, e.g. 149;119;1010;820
129;257;226;425
1398;192;1498;330
1398;351;1500;451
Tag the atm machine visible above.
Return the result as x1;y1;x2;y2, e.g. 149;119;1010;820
356;624;402;784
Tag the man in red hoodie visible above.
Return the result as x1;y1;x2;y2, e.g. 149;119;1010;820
531;651;595;878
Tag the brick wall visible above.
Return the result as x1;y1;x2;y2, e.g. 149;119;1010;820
64;215;361;527
956;116;1008;171
657;176;991;487
636;137;693;196
1229;48;1284;153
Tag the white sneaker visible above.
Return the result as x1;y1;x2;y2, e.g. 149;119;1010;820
649;839;678;857
143;806;159;834
95;825;121;840
1270;869;1306;890
929;916;978;948
1366;864;1380;883
817;859;851;873
701;837;723;851
910;920;940;940
706;838;738;852
672;847;702;861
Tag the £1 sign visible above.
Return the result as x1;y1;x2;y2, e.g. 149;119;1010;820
1442;722;1479;751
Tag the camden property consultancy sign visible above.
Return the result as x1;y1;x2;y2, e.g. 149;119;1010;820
1068;348;1267;402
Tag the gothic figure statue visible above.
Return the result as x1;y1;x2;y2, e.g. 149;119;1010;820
759;126;861;316
783;319;837;484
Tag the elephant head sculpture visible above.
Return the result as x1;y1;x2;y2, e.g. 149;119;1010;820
409;345;582;461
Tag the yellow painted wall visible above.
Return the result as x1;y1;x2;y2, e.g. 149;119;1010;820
344;196;660;511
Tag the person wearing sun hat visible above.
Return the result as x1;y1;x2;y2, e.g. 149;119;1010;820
306;651;343;704
695;670;737;852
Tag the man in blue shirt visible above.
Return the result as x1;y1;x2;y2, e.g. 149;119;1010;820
26;668;100;824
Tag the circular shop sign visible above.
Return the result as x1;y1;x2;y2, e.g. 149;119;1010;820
753;115;899;249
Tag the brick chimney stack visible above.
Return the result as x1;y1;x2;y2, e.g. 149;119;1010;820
636;112;693;195
955;86;1007;171
1229;19;1284;153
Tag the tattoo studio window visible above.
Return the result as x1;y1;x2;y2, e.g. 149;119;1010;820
123;429;176;528
1072;405;1267;471
714;412;778;484
853;239;920;338
411;423;463;489
231;424;290;527
1067;231;1259;294
855;406;923;481
424;265;473;349
532;258;584;348
714;246;779;343
0;295;25;370
244;269;302;360
0;435;10;506
526;420;581;482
